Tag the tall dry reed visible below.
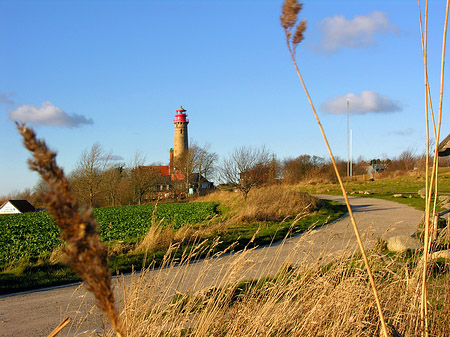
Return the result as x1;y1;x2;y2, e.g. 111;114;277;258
16;123;124;337
280;1;388;335
418;0;449;335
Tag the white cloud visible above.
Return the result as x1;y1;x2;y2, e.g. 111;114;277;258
390;128;415;136
321;90;402;115
101;154;124;162
0;91;15;105
9;101;93;127
316;11;397;52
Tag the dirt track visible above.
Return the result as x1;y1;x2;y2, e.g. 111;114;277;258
0;196;423;336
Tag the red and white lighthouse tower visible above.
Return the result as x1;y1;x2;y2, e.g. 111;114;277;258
173;106;189;159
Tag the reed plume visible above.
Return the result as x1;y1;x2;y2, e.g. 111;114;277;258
16;123;125;337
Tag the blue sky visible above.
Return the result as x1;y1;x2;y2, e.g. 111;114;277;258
0;0;448;196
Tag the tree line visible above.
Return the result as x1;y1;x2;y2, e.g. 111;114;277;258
3;144;447;209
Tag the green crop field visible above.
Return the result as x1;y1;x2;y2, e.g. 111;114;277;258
0;202;218;268
0;212;60;267
94;202;218;241
0;194;346;294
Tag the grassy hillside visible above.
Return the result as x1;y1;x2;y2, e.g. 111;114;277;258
294;167;450;195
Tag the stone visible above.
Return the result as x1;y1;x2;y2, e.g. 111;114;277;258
418;188;426;198
431;250;450;260
387;235;422;253
418;188;433;199
438;195;450;202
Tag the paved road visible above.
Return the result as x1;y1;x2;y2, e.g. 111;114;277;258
0;196;423;337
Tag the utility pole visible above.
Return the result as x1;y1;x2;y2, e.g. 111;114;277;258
350;129;353;177
347;99;350;177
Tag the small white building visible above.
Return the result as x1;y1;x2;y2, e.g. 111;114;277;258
0;200;36;215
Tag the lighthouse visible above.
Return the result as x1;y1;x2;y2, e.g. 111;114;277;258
173;106;189;159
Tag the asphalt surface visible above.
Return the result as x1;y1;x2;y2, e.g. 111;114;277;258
0;195;424;337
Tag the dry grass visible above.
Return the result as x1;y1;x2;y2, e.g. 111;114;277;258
49;244;66;264
133;221;171;254
130;186;320;259
133;222;199;256
196;190;243;214
90;238;449;337
133;204;178;255
230;185;319;222
197;186;320;224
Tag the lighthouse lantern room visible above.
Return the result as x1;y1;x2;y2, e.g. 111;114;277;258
173;106;189;159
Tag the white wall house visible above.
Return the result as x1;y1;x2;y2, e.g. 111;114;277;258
0;200;36;215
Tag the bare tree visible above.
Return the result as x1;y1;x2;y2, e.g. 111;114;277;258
71;142;111;208
102;165;124;207
282;154;323;183
193;143;218;196
196;143;218;181
10;187;33;201
398;148;418;171
174;141;218;196
174;142;200;193
220;146;271;199
129;152;159;205
31;178;49;208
